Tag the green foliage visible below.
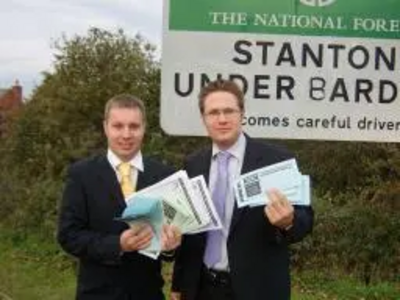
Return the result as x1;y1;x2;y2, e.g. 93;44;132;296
293;141;400;197
292;192;400;283
0;228;75;300
288;140;400;282
0;28;165;233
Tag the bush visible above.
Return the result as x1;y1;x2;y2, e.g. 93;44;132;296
292;192;400;283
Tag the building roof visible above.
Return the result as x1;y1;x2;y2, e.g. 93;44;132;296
0;82;23;111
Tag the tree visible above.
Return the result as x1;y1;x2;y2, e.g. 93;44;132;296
0;28;173;233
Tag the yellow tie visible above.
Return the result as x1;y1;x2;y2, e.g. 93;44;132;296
118;162;135;198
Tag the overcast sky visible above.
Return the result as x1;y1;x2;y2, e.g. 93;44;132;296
0;0;163;97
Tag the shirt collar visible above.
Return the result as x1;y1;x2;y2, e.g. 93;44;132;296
107;149;144;172
212;132;246;160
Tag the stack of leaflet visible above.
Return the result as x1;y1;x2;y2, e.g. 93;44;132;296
117;196;164;258
117;171;223;259
234;159;311;208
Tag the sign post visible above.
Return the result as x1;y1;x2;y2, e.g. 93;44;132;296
161;0;400;142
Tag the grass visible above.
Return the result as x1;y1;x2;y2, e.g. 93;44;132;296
0;231;398;300
0;231;75;300
291;271;399;300
162;262;399;300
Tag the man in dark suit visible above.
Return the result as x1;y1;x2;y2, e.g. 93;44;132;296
171;79;314;300
57;94;181;300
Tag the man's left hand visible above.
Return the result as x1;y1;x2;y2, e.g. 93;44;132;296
161;224;182;251
264;189;294;230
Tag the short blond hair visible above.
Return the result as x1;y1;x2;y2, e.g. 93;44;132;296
104;94;146;123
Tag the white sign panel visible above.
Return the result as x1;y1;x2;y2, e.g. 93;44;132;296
161;0;400;142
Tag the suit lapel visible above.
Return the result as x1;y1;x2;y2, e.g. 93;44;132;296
198;149;212;184
136;169;146;192
136;158;150;192
229;137;263;236
96;155;126;210
192;149;212;247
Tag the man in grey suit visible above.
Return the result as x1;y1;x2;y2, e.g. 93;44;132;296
171;79;313;300
58;94;181;300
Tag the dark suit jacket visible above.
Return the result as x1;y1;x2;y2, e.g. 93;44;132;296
57;154;174;300
172;136;314;300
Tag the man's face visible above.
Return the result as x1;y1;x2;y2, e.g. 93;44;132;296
103;107;145;162
202;91;243;149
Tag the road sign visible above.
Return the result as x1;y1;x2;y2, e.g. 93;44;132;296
161;0;400;142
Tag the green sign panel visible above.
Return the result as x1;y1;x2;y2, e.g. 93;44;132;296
170;0;400;39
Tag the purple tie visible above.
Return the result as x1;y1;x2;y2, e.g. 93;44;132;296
204;151;231;267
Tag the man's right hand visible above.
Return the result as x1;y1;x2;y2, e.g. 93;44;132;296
170;292;181;300
120;223;153;252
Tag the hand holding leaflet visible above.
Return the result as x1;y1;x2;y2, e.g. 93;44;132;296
130;171;203;233
234;159;311;207
118;171;227;259
117;195;164;259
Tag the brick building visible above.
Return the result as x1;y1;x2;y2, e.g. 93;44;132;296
0;80;23;136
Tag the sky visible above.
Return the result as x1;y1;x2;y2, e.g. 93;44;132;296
0;0;163;97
